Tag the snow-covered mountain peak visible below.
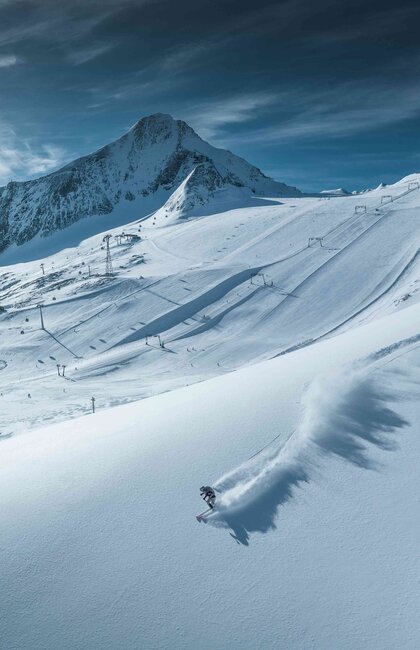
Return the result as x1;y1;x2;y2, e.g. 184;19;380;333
128;113;186;149
0;114;301;256
130;113;194;142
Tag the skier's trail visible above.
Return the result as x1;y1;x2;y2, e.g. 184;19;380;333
207;367;408;545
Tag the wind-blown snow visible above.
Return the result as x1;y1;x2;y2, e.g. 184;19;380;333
209;368;408;544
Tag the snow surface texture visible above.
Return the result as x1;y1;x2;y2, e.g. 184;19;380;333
0;167;420;648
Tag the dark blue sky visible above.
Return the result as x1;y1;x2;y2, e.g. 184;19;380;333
0;0;419;191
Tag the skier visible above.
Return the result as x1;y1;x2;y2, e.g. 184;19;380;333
196;485;217;522
200;485;216;509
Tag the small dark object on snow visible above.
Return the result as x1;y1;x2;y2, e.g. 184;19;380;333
200;485;216;509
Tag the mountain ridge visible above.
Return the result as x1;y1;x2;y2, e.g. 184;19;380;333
0;113;301;253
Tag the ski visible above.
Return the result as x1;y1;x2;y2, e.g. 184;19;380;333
196;507;213;522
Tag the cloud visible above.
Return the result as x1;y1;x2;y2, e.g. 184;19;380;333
68;42;114;65
0;2;114;49
0;123;67;185
219;80;420;147
0;0;159;48
304;4;420;47
182;93;279;141
0;54;20;67
158;42;209;72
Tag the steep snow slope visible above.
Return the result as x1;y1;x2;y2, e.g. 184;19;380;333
152;162;279;224
1;173;419;435
0;114;300;253
1;302;419;649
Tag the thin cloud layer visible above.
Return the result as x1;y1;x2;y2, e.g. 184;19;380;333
0;54;20;67
184;94;279;141
0;123;67;185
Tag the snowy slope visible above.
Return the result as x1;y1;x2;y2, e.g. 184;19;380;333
0;171;419;649
1;303;419;649
0;172;419;435
320;187;351;195
0;114;300;253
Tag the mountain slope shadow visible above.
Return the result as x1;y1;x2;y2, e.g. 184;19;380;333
209;371;409;545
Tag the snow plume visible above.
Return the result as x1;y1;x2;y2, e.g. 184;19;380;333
209;369;408;545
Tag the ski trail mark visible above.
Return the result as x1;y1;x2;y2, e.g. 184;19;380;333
207;369;408;545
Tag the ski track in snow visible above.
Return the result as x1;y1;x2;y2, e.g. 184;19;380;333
0;175;419;437
208;366;409;545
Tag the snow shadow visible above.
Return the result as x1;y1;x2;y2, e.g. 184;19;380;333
209;371;408;545
312;377;407;468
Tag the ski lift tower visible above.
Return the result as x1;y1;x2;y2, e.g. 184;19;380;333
103;234;113;276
